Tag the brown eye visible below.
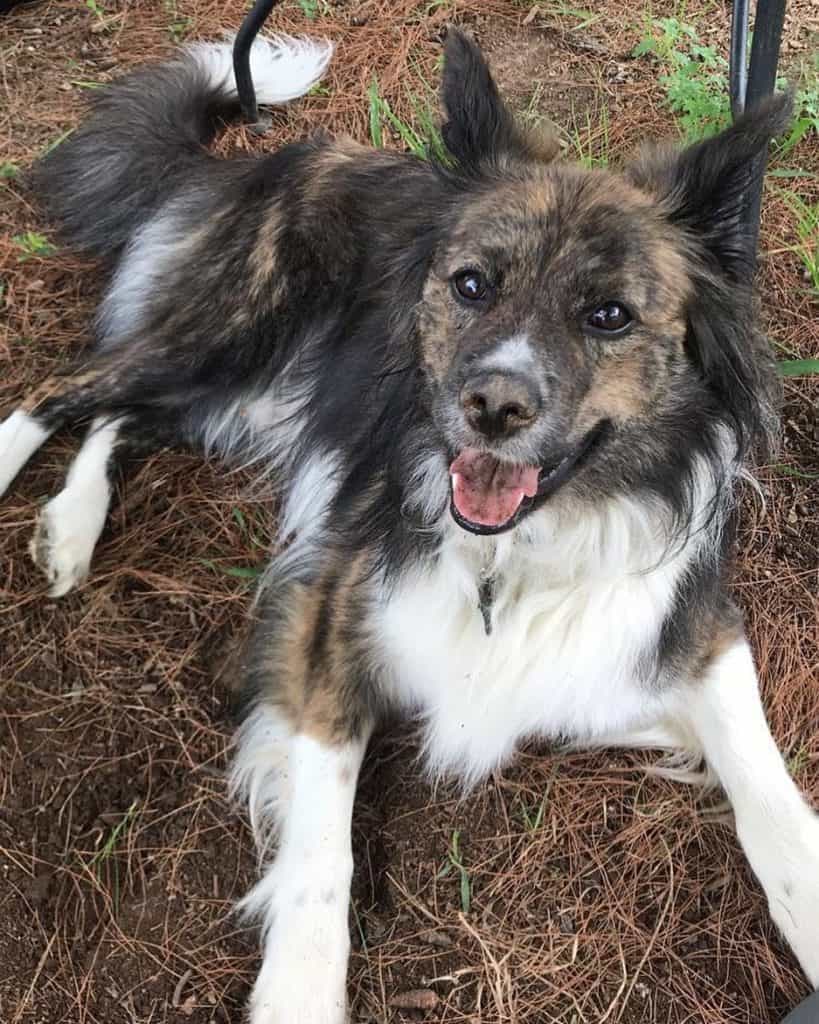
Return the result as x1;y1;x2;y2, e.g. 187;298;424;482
585;301;634;337
452;269;488;303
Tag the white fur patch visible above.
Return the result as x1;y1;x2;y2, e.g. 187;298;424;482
235;728;366;1024
97;201;206;344
0;409;51;497
477;333;536;373
186;33;333;107
278;448;342;543
376;489;704;785
29;417;121;597
676;642;819;987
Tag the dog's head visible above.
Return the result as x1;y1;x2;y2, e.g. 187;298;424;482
417;30;787;536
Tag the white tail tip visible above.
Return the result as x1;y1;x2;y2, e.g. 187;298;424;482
187;33;333;106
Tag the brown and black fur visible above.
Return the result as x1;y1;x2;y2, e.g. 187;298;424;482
4;24;813;1017
23;31;787;710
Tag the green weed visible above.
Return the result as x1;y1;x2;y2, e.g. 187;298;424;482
13;232;56;262
635;17;819;148
231;505;268;549
772;464;819;481
539;2;601;31
787;743;810;778
164;0;192;41
633;17;730;140
367;75;447;162
781;194;819;294
774;53;819;159
437;829;471;913
519;793;549;832
566;102;610;168
297;0;330;18
778;358;819;377
200;558;264;580
42;128;75;157
91;801;139;868
85;0;104;19
1;161;19;181
90;801;139;917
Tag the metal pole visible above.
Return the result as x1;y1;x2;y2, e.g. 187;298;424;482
729;0;750;119
233;0;282;127
742;0;787;252
729;0;787;257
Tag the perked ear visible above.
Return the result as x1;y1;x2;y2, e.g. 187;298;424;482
628;93;792;281
440;28;558;172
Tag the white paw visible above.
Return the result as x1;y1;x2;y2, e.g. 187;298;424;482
761;812;819;987
245;868;350;1024
29;489;106;597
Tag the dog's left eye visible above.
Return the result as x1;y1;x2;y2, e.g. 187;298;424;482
584;302;634;337
452;269;489;303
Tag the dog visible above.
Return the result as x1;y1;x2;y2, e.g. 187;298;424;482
1;27;817;1023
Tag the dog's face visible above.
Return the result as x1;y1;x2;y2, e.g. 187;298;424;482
417;31;785;535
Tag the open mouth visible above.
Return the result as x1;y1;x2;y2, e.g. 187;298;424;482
448;422;608;535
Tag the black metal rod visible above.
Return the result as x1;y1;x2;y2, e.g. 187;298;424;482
233;0;282;124
729;0;750;118
729;0;787;258
743;0;787;253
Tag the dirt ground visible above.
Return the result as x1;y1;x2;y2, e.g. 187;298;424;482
1;1;817;1022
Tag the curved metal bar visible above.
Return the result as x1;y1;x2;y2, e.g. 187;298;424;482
233;0;282;125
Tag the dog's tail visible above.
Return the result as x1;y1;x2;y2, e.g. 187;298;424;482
33;35;332;262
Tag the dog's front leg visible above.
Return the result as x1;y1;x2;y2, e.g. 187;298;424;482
232;570;377;1024
234;705;370;1024
679;637;819;985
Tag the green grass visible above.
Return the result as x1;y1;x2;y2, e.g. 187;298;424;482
13;232;56;261
90;800;139;917
519;793;548;832
367;75;447;162
163;0;192;41
297;0;330;18
567;102;610;168
778;193;819;294
633;16;731;140
538;2;601;31
787;743;810;779
778;358;819;377
437;829;471;913
199;558;264;580
41;128;74;157
634;16;819;145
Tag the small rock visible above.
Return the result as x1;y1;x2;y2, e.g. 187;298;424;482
388;989;439;1010
418;927;453;948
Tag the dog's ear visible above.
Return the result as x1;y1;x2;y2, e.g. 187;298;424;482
440;29;558;172
629;96;791;460
627;93;792;282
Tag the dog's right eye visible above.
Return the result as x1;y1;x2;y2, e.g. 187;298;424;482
452;269;488;303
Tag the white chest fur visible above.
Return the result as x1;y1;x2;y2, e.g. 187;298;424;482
375;495;698;784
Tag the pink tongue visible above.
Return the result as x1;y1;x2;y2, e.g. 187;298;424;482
449;449;540;527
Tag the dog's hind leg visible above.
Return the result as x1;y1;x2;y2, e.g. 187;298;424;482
0;409;54;497
677;637;819;986
0;358;126;501
29;416;126;597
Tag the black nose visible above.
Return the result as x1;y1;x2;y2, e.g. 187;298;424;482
460;371;541;440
